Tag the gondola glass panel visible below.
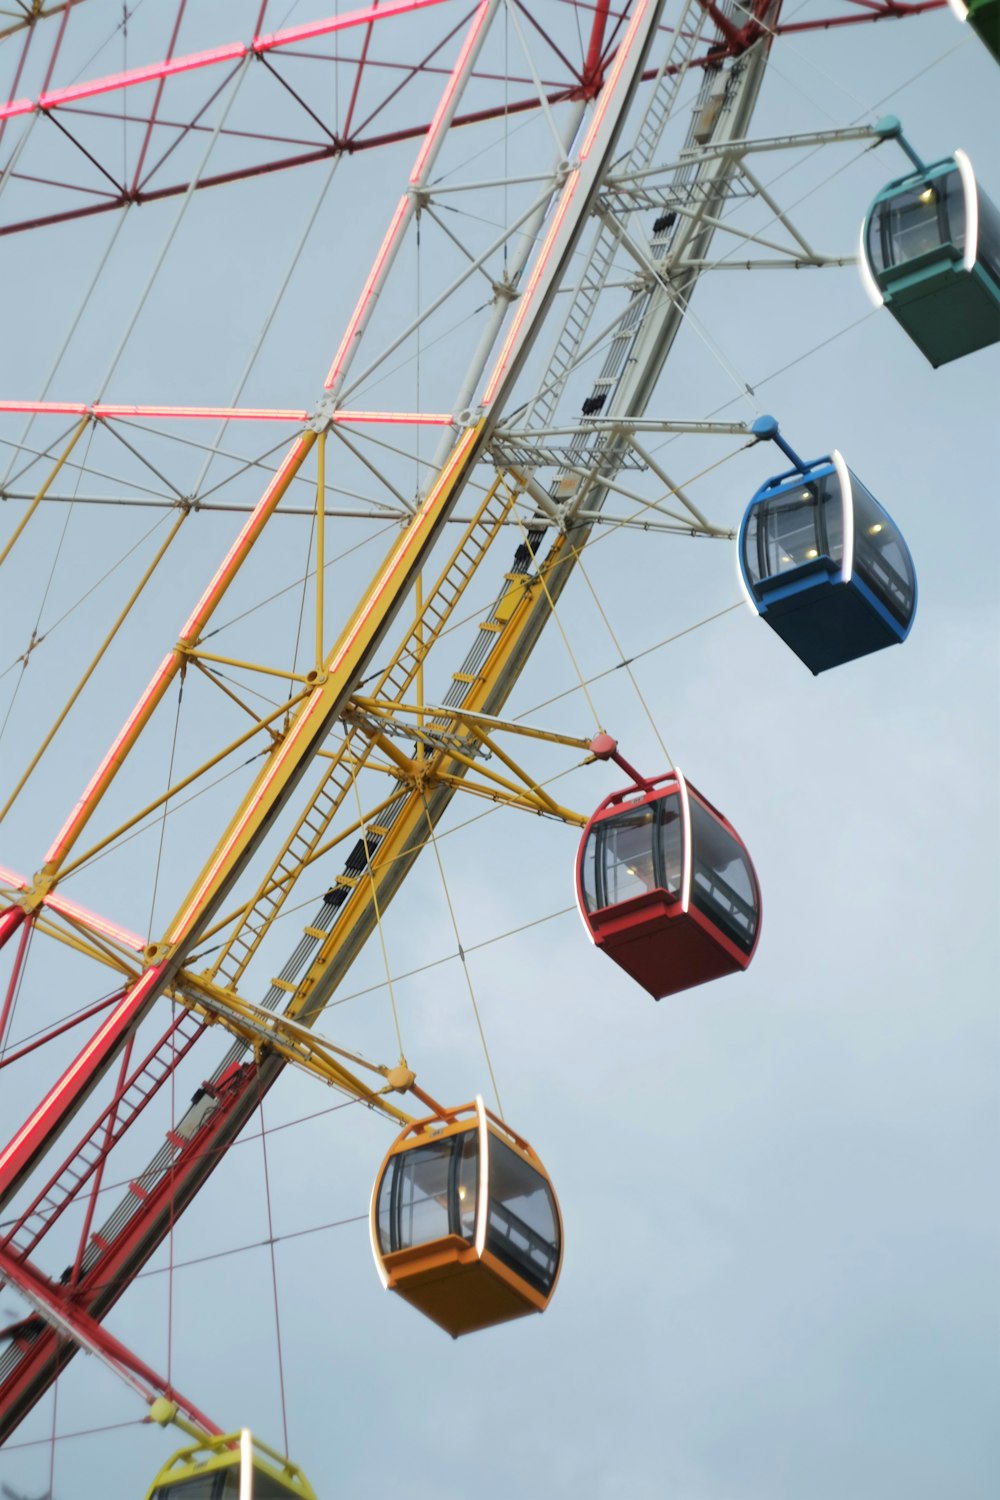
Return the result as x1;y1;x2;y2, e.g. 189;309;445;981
862;152;1000;365
739;454;915;674
576;772;760;999
687;798;758;956
372;1099;561;1337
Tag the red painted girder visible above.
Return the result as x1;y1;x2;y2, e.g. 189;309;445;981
0;3;946;242
0;915;32;1053
0;964;168;1210
0;1241;221;1437
0;1007;205;1267
0;1054;277;1445
0;87;580;239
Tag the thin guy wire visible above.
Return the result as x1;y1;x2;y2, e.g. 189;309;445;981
574;551;673;765
256;1086;290;1458
147;673;185;943
420;797;504;1119
510;506;602;728
94;54;254;402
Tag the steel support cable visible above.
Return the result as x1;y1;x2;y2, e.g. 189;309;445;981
420;795;504;1118
0;416;89;568
186;151;344;504
47;1362;58;1496
574;550;673;764
510;507;603;726
1;1416;146;1456
43;748;272;877
0;920;34;1060
0;1100;365;1237
0;989;127;1069
0;429;176;501
199;523;398;645
92;53;254;406
147;673;185;944
0;496;189;732
329;901;580;1008
255;1082;290;1460
0;419;96;751
518;600;744;719
6;1204;372;1339
0;508;190;828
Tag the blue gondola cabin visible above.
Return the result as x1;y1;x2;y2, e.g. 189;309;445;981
739;442;916;675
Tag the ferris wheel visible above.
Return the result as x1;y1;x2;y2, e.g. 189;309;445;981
0;3;996;1496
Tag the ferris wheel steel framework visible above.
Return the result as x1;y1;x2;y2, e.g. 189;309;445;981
0;0;946;1448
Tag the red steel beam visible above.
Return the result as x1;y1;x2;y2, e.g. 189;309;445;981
0;0;945;1445
0;0;456;121
0;4;947;242
0;1241;221;1437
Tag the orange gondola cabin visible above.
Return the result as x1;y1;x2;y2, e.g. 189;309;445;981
370;1098;562;1338
576;767;761;999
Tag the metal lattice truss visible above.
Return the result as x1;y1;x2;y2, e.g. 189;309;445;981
0;0;944;1442
0;0;943;238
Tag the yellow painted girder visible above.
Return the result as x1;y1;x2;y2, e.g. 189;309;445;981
31;916;142;979
57;689;311;883
0;417;89;571
352;696;595;755
203;468;517;987
268;519;602;1033
157;422;488;961
175;973;412;1124
196;788;403;958
0;509;190;830
182;647;323;687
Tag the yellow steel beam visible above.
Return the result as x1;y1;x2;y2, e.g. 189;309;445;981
174;974;412;1124
427;770;586;824
315;431;326;672
57;690;311;883
155;422;488;964
182;649;322;687
31;917;142;979
352;696;595;755
0;418;89;571
203;469;517;988
0;509;189;830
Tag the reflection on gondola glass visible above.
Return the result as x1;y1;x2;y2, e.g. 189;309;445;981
687;798;758;956
485;1136;561;1296
742;473;844;581
377;1128;478;1251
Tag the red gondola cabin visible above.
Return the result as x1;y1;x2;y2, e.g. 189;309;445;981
576;769;761;998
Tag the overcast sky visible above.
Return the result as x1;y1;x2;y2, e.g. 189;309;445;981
0;4;997;1498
